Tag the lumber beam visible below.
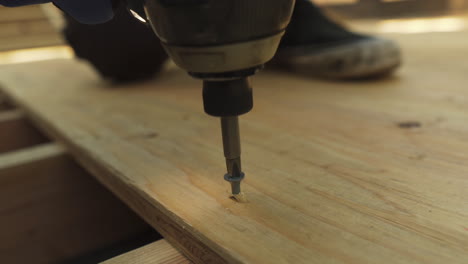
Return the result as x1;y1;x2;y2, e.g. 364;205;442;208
0;6;46;23
0;33;64;52
71;150;228;264
0;143;152;264
102;239;192;264
0;110;49;154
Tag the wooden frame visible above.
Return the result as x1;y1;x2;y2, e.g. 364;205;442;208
0;93;168;263
0;110;49;154
0;143;154;263
102;239;191;264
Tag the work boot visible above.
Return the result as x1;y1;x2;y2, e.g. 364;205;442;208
63;5;168;83
63;0;400;82
270;0;401;79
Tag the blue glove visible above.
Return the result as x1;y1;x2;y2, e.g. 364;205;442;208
0;0;115;24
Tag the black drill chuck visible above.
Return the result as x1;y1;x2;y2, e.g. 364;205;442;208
202;78;253;117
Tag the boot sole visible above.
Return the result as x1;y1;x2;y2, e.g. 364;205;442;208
271;37;402;79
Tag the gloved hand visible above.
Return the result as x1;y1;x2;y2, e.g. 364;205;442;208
0;0;115;24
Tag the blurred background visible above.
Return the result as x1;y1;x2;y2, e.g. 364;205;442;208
1;0;468;63
318;0;468;19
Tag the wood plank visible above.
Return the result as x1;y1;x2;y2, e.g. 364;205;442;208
0;110;49;154
0;143;153;264
40;3;65;30
0;19;56;38
0;6;46;23
0;45;73;65
325;0;452;19
0;31;467;264
0;33;64;51
102;239;191;264
0;6;61;51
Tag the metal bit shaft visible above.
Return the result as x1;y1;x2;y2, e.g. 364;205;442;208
221;116;245;195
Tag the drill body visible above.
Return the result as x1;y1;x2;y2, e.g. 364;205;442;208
132;0;296;195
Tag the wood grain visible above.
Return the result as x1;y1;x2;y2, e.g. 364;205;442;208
0;31;467;264
102;239;191;264
0;143;152;264
0;6;62;51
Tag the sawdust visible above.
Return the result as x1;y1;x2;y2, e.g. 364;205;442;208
230;192;248;203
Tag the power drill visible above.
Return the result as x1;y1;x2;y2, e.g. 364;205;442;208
128;0;295;196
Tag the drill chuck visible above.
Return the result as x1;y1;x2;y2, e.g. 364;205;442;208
202;78;253;117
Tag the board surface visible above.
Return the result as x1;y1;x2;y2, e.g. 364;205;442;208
0;6;63;51
0;32;467;263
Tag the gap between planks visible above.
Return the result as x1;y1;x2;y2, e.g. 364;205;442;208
102;239;192;264
0;143;152;264
0;109;49;154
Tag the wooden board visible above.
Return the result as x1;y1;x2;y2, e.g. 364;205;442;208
0;33;64;52
322;0;454;19
0;6;62;51
0;143;152;264
102;239;191;264
0;6;46;23
0;20;56;38
0;110;49;154
0;31;467;264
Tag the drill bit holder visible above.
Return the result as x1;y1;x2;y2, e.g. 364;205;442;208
201;77;253;117
200;76;253;195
